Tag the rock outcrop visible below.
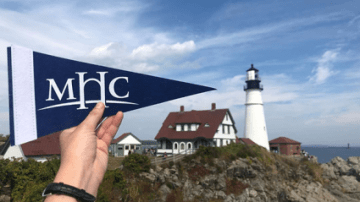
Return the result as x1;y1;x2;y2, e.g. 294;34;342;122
136;155;360;202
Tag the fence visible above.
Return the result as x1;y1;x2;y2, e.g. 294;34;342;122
150;149;197;166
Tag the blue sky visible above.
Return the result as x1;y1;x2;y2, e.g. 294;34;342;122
0;0;360;146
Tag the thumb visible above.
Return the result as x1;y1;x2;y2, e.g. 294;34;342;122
79;102;105;131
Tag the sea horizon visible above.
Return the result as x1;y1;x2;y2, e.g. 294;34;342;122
302;146;360;164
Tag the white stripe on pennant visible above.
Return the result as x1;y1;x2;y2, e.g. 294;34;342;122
11;45;38;145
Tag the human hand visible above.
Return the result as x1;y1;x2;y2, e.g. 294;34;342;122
45;102;123;201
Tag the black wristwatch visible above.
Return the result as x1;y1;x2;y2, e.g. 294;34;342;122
42;182;96;202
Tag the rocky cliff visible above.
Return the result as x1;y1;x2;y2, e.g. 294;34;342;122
136;155;360;202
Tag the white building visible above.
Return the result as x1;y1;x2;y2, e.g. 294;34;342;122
243;64;270;151
155;103;237;156
3;133;60;162
109;133;142;157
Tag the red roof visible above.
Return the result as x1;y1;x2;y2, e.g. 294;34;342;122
236;136;240;143
269;137;301;144
21;132;61;156
239;138;256;145
155;108;236;140
111;133;132;144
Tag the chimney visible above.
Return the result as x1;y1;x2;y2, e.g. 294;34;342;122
211;103;216;110
180;105;184;112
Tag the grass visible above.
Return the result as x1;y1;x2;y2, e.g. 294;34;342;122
107;155;125;170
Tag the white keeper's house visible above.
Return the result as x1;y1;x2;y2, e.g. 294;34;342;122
155;103;237;156
3;132;60;162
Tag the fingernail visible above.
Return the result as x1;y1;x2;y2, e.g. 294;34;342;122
96;102;104;109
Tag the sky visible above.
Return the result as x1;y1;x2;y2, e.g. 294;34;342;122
0;0;360;146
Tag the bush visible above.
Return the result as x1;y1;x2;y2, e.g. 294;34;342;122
97;169;127;201
188;165;211;182
236;144;262;159
195;146;221;159
166;188;183;202
1;156;60;201
168;161;174;168
122;153;151;176
225;178;249;196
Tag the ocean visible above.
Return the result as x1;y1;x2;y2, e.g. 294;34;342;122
302;146;360;164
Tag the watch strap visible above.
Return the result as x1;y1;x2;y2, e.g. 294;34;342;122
42;182;96;202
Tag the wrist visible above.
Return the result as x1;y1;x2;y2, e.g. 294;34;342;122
54;162;91;191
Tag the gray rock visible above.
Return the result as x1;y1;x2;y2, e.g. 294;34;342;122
203;189;215;200
149;168;156;175
337;175;360;193
163;168;170;176
215;190;227;199
339;164;351;175
249;189;257;197
155;165;162;172
158;184;171;201
0;195;10;202
139;172;156;183
158;174;165;183
321;164;337;180
348;157;360;165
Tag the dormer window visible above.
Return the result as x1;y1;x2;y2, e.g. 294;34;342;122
168;125;173;129
176;123;199;131
204;123;210;127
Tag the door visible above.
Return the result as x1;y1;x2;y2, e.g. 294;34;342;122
124;144;130;156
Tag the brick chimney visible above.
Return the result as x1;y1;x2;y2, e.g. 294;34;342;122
211;103;216;110
180;105;184;112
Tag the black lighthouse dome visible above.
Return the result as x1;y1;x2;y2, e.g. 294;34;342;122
244;64;263;91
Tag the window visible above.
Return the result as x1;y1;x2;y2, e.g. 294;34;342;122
174;143;178;150
205;123;210;127
181;143;185;150
118;147;123;150
168;125;173;129
222;125;225;134
188;143;191;149
136;146;140;150
131;145;135;149
125;146;129;150
228;125;230;134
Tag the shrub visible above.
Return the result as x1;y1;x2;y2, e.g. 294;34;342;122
188;165;211;182
236;144;264;160
97;169;127;201
225;178;249;196
195;146;221;159
176;162;184;179
2;157;60;201
168;161;174;168
301;159;323;183
166;188;183;202
122;153;151;176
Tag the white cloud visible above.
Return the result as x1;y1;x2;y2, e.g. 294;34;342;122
310;50;339;84
130;41;196;61
198;12;346;49
86;41;197;73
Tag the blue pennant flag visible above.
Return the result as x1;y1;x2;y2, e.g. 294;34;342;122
7;45;215;146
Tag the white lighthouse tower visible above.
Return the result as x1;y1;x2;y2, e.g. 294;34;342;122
244;64;270;151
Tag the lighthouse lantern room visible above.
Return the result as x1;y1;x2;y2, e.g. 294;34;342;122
244;64;270;151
